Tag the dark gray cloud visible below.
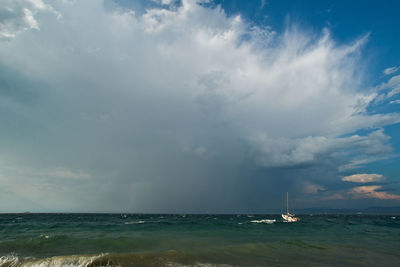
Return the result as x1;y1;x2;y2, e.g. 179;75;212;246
0;0;399;212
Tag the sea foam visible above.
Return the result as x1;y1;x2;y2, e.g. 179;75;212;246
124;220;145;224
0;254;107;267
0;255;19;266
250;219;276;224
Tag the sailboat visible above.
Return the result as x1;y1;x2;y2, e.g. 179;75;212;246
282;192;299;222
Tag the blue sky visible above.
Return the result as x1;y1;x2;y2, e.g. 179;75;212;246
0;0;399;213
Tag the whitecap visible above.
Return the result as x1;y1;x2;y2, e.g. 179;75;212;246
166;262;232;267
124;220;145;224
18;254;106;267
0;255;19;266
250;219;276;224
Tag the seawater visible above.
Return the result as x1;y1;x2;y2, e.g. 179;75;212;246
0;214;399;266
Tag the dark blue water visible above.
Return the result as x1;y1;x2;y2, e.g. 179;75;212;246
0;214;399;266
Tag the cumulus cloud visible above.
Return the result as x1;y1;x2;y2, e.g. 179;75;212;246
324;174;400;202
252;129;394;168
383;66;399;75
0;0;60;40
0;0;399;211
349;185;400;200
342;173;384;183
323;184;400;201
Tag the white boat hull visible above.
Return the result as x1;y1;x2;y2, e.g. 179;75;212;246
282;213;299;222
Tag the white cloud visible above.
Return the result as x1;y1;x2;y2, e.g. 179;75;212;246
379;75;400;90
1;0;398;169
0;0;60;40
324;184;400;201
349;185;400;200
251;129;394;167
342;173;384;183
22;8;39;30
383;66;399;75
325;172;400;202
0;0;399;210
151;0;176;5
161;0;174;5
376;75;400;101
386;76;400;98
339;158;381;171
27;0;49;10
390;99;400;104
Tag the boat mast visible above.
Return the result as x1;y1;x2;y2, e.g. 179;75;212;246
286;192;289;214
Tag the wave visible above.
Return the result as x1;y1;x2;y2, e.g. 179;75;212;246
250;219;276;224
0;254;104;267
124;220;145;225
39;234;52;239
0;255;19;266
0;252;232;267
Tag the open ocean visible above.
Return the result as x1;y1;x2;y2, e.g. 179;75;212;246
0;213;399;266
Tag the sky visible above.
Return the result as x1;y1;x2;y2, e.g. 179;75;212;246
0;0;399;213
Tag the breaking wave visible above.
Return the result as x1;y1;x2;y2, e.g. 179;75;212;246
0;253;104;267
0;252;232;267
250;219;276;224
124;220;145;225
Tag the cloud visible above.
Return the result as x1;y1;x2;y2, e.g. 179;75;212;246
383;66;399;75
302;182;325;194
385;76;400;98
0;161;91;181
342;173;384;183
376;75;400;101
252;129;394;168
39;168;91;180
260;0;267;9
0;0;399;211
324;184;400;201
349;185;400;200
390;99;400;104
339;158;384;171
0;0;60;40
321;172;399;202
151;0;176;5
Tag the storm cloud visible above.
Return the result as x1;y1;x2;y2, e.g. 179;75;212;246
0;0;399;212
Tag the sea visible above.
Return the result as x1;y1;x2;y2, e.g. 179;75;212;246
0;213;399;266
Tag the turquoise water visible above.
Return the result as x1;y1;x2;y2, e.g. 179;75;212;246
0;214;399;266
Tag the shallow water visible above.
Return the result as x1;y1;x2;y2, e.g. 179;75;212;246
0;214;399;266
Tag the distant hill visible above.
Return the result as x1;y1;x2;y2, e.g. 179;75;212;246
292;206;400;215
363;206;400;214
